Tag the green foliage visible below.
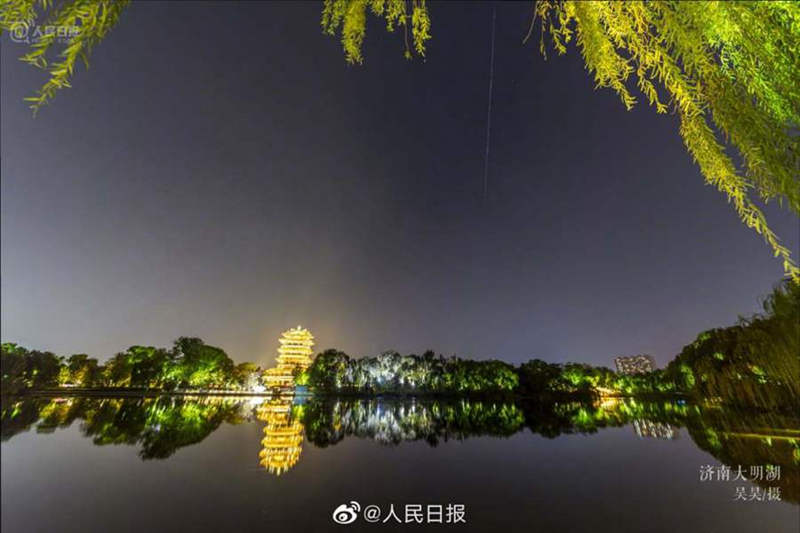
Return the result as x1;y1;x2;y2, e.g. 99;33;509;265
0;0;130;113
5;1;796;276
321;0;431;63
4;1;797;276
170;337;235;389
306;349;673;398
307;348;351;390
302;398;525;447
65;353;101;386
534;1;800;280
233;362;262;389
2;337;239;392
102;352;133;387
294;369;310;386
0;340;668;397
100;345;174;389
665;281;800;410
1;343;30;394
128;346;171;388
683;405;800;504
1;343;64;392
518;358;672;398
326;1;800;280
305;349;518;395
26;350;63;387
2;396;243;459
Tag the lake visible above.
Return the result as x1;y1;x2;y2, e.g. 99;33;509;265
1;396;797;532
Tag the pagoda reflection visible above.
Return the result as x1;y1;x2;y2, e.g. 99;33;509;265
257;396;305;476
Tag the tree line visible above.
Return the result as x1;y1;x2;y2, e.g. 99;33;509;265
0;337;261;395
3;283;797;411
299;348;674;398
299;282;798;410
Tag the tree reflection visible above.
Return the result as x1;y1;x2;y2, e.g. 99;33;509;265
301;398;525;447
2;395;797;502
2;396;243;459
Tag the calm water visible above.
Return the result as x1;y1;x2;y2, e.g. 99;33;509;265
1;396;798;532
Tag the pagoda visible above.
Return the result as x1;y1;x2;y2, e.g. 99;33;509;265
263;326;314;389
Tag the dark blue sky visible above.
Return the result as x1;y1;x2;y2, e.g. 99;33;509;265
2;2;797;368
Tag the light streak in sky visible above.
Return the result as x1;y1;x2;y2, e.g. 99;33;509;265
482;5;497;201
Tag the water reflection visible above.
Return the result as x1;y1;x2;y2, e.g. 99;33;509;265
258;397;304;475
302;398;524;447
632;420;678;439
2;394;798;503
1;395;246;459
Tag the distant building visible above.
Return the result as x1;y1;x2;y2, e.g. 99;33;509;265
263;326;315;389
614;354;656;375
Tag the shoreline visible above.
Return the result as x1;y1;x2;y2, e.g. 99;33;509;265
4;388;688;401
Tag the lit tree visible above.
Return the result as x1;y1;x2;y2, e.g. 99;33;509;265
66;353;101;386
233;362;262;390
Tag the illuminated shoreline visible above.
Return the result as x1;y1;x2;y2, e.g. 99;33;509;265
5;388;691;402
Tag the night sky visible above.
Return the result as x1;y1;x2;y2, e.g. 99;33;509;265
2;2;797;368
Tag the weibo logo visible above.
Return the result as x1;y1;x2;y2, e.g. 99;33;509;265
332;501;361;525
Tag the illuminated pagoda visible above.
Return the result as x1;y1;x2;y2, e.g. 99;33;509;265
263;326;314;389
258;398;304;475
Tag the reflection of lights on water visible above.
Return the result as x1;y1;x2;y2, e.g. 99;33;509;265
599;397;620;409
632;419;678;440
247;396;266;408
258;397;304;476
